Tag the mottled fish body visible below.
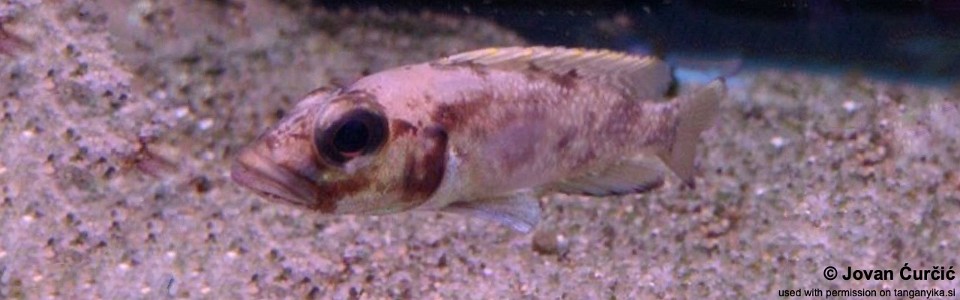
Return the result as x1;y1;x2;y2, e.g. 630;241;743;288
232;46;725;232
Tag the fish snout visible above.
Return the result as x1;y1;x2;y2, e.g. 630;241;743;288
231;146;320;208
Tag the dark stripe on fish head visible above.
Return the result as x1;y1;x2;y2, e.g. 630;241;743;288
390;119;418;138
400;125;448;204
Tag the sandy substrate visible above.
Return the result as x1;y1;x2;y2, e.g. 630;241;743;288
1;1;958;299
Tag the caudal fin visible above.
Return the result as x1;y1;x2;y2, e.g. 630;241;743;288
662;79;725;187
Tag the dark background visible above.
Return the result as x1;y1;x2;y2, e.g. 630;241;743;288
316;0;960;83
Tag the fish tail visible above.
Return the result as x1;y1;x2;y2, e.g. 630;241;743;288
663;79;725;187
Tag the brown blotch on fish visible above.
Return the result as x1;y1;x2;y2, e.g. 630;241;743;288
400;126;448;203
461;61;490;77
600;100;642;139
527;62;544;73
550;69;580;90
430;60;490;78
555;127;577;150
390;120;417;138
312;176;371;213
432;97;490;129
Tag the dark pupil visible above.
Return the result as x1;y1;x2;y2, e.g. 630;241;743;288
333;120;368;153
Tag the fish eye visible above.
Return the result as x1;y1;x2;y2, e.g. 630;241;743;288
315;109;387;165
333;120;368;153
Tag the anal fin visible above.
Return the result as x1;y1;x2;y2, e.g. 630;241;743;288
441;190;541;233
547;154;666;196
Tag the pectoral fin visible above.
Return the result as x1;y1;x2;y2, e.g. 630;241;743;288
441;190;541;233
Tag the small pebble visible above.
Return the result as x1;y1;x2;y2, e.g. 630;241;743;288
173;106;190;118
770;136;786;149
532;229;569;256
843;100;858;113
197;118;214;130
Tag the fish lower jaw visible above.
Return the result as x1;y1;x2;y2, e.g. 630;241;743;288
231;149;320;209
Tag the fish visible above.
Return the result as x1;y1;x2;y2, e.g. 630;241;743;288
231;46;725;232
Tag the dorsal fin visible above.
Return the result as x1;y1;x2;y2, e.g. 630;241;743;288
439;46;672;99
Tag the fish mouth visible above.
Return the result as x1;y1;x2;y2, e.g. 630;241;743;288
231;146;319;208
